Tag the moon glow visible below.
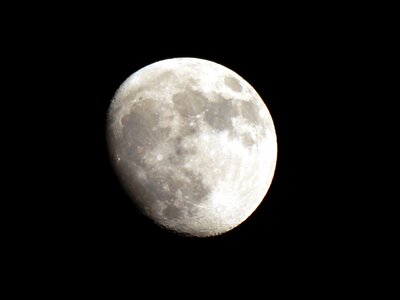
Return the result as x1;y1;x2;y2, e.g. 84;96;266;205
107;58;277;237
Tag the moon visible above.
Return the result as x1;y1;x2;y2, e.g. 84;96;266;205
106;58;277;237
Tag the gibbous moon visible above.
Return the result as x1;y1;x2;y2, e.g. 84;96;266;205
107;58;277;237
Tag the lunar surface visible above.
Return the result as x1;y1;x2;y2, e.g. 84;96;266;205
107;58;277;237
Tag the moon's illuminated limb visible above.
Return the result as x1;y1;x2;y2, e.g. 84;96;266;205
107;58;277;237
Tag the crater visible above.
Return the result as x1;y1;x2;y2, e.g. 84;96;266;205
172;89;208;117
175;142;196;158
179;119;201;137
163;205;182;220
205;99;237;131
224;76;242;92
167;136;197;165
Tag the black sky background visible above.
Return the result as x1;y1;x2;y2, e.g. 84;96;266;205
9;3;388;291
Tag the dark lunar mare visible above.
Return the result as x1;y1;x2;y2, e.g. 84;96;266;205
108;96;212;224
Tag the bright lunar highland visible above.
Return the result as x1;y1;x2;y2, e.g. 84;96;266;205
107;58;277;237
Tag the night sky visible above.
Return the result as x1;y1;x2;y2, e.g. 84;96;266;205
14;4;379;290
